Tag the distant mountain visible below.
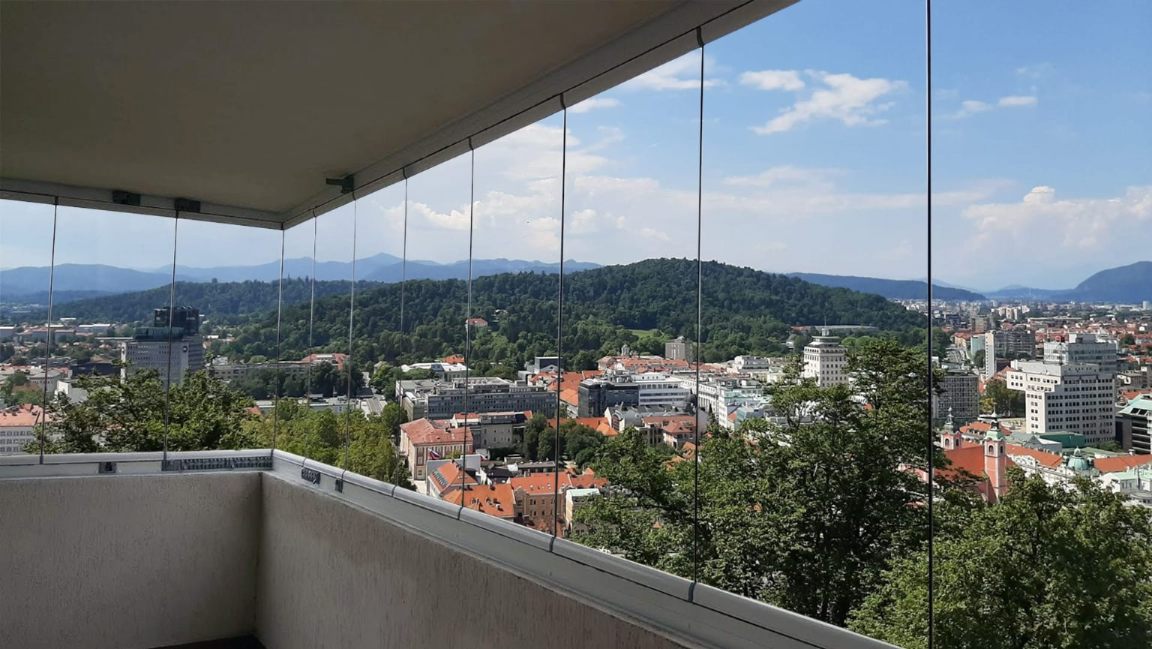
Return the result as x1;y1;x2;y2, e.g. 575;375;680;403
0;256;600;304
1066;261;1152;302
982;286;1067;300
788;273;985;301
0;264;179;298
983;261;1152;303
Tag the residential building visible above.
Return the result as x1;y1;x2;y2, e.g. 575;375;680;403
564;487;601;536
983;329;1034;377
934;370;979;427
802;335;847;387
121;307;204;388
449;411;529;450
399;418;474;482
1118;394;1152;455
398;376;553;420
509;470;606;533
578;375;639;417
1007;360;1117;444
664;336;694;362
0;403;48;455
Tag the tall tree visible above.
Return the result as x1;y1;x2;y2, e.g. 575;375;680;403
850;470;1152;649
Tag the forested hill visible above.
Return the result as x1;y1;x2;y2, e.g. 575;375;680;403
221;258;926;369
47;278;353;325
788;273;986;301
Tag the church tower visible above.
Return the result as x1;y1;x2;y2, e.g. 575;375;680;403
984;415;1008;503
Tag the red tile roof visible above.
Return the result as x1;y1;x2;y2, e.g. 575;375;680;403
401;418;473;447
444;483;516;519
1094;455;1152;474
0;404;51;427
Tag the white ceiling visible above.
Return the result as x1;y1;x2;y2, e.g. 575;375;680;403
1;0;793;228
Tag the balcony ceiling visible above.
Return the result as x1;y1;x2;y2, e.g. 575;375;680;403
0;0;792;228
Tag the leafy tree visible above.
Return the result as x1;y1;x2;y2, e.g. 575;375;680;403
575;339;939;626
982;378;1023;416
850;471;1152;649
43;369;258;453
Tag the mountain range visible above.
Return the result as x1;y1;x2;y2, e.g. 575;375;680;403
978;261;1152;302
0;254;599;303
788;273;985;301
3;258;1149;305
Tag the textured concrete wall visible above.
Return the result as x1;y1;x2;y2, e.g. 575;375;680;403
257;474;689;649
0;472;261;649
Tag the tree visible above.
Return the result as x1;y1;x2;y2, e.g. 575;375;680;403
575;339;939;627
850;471;1152;649
973;349;986;369
982;378;1023;416
44;369;258;453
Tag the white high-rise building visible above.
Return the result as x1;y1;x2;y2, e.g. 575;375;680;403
121;336;205;388
1006;360;1116;444
803;335;848;387
1043;333;1118;376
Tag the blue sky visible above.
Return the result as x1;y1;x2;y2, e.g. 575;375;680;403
2;0;1149;291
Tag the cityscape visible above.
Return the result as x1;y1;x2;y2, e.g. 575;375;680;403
1;2;1150;649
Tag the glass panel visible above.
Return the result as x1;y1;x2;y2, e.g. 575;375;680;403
345;183;411;486
400;154;473;494
302;204;356;467
918;3;1152;649
0;200;56;456
700;3;931;640
562;50;703;572
40;206;178;453
168;218;281;451
470;114;564;533
250;218;319;457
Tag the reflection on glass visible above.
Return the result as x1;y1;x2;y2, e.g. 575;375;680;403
0;200;56;457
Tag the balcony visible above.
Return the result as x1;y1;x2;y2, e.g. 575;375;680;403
0;450;891;649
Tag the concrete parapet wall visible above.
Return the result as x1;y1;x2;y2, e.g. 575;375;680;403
0;472;261;649
257;473;687;649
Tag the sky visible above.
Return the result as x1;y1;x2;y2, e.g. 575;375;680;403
2;0;1149;291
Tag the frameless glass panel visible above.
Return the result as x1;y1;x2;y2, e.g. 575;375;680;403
561;50;703;571
259;218;318;456
297;203;357;468
921;3;1152;649
700;3;930;640
470;113;564;533
44;206;178;453
400;154;473;495
344;183;410;486
168;218;281;451
0;199;56;456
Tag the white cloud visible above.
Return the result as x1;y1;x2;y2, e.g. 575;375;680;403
723;165;840;190
1015;63;1054;79
739;70;805;91
965;185;1152;250
569;97;620;114
946;95;1038;119
998;95;1037;107
627;55;721;91
748;70;907;135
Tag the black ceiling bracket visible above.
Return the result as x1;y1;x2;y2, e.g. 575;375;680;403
112;190;141;206
174;197;201;213
327;175;355;194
